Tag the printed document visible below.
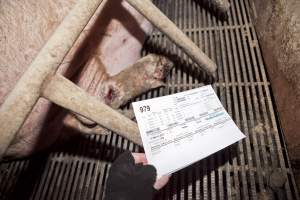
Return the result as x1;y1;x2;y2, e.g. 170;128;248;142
132;85;245;177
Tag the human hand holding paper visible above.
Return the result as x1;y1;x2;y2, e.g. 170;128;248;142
132;152;171;190
104;151;171;200
133;85;246;177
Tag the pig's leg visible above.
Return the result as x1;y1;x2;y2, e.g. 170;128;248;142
101;54;173;108
66;54;173;135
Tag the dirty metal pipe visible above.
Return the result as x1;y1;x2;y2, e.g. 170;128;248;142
0;0;104;159
42;74;142;146
125;0;217;74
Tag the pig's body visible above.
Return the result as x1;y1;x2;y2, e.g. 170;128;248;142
0;0;155;159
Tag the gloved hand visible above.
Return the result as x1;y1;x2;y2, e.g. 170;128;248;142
104;151;170;200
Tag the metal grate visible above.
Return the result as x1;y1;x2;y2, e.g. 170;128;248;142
0;0;299;199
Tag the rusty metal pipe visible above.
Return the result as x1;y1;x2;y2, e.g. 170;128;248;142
42;74;142;146
125;0;217;74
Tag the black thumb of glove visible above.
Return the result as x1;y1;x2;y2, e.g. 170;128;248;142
104;151;157;200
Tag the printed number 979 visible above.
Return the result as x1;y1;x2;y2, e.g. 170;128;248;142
140;105;150;113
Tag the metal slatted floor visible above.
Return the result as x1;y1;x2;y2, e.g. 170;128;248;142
0;0;299;199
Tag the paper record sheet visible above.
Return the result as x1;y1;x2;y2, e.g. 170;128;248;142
132;85;245;177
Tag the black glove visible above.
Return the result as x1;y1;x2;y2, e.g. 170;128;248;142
104;151;157;200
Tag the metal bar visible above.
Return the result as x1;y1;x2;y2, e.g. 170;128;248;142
0;0;105;159
39;160;56;199
83;136;97;200
215;22;225;200
7;160;30;198
46;161;60;200
66;141;85;199
42;74;142;146
125;0;217;74
2;161;20;196
232;9;258;200
223;6;241;198
208;13;217;200
228;1;252;198
70;136;90;200
219;17;233;200
56;159;73;200
52;160;67;200
32;156;51;200
202;6;209;200
0;163;13;194
98;162;109;200
89;158;101;200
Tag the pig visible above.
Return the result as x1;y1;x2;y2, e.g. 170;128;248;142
0;0;173;160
